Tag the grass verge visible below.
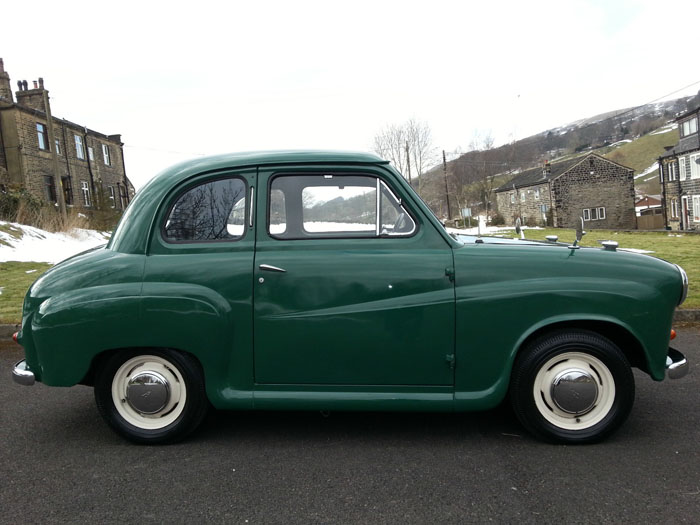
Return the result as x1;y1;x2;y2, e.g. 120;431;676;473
0;262;52;324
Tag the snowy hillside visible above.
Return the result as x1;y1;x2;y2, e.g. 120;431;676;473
0;221;109;263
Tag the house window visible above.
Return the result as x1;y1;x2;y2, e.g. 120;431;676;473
520;192;526;201
62;176;73;205
37;123;48;150
102;144;111;166
534;188;540;200
693;196;700;223
671;198;679;219
583;207;606;221
44;176;56;202
55;139;61;156
680;157;687;181
75;135;85;160
88;146;95;161
510;193;515;204
108;186;116;207
81;180;91;206
690;154;700;180
119;184;128;209
681;117;698;137
668;162;676;181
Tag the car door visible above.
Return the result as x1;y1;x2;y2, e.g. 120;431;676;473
253;167;455;386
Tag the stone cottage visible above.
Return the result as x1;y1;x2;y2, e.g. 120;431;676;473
658;105;700;230
0;58;134;212
495;153;636;229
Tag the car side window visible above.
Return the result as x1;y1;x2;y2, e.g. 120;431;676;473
268;174;416;239
164;177;247;242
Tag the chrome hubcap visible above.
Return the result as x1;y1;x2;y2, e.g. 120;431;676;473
126;371;170;415
550;368;598;415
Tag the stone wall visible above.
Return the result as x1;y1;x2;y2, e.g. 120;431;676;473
551;156;636;229
495;182;553;226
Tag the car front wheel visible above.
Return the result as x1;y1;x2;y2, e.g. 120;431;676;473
94;349;208;444
510;330;635;444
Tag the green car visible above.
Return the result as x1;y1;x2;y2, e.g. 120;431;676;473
12;150;689;444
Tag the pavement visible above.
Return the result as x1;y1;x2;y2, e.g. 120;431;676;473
1;329;699;524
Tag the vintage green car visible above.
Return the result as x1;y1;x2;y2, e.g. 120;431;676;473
12;150;688;444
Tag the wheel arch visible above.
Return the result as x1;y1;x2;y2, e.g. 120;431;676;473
513;319;648;375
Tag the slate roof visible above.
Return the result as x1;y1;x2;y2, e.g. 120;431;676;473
494;155;587;192
659;134;700;159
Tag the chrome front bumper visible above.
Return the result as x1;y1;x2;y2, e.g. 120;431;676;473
12;360;35;386
666;348;688;380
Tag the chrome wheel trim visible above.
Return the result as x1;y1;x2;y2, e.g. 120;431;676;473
111;355;186;430
533;352;615;431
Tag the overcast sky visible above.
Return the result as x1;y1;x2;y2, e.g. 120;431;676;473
2;0;699;188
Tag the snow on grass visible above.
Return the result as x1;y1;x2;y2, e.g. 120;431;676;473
0;221;110;264
635;162;659;179
650;123;677;135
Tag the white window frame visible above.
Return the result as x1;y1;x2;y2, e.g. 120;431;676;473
102;144;111;166
583;208;591;221
534;188;540;200
690;153;700;180
88;146;95;162
108;186;116;207
510;193;515;204
680;157;686;181
668;162;676;181
693;195;700;223
597;207;606;220
520;192;526;201
37;123;48;150
81;180;91;206
671;198;679;219
75;135;85;160
54;139;61;156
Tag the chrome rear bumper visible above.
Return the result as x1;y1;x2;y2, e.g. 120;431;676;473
12;359;35;386
666;348;688;380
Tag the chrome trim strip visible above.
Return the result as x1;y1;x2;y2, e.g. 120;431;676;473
12;359;35;386
249;187;255;228
259;264;286;273
666;348;688;380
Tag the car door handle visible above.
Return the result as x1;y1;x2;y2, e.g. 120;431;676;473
259;264;286;273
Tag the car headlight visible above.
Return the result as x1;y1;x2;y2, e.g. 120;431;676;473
675;264;689;306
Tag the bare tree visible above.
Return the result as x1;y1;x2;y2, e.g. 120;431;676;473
372;119;436;194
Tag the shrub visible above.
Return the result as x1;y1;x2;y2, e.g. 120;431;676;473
489;213;505;226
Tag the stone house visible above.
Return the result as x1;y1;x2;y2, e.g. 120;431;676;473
0;58;134;212
658;106;700;230
495;153;636;229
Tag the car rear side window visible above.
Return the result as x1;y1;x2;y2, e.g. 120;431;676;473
164;177;247;242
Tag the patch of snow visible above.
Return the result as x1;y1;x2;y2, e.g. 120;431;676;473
0;221;110;264
650;123;678;135
635;162;658;179
609;139;632;147
24;269;37;274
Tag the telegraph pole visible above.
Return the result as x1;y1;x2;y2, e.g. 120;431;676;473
442;150;451;219
405;142;412;187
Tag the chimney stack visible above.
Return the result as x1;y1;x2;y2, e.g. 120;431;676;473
0;57;12;103
16;75;48;113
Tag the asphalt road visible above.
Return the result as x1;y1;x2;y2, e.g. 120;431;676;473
1;330;699;524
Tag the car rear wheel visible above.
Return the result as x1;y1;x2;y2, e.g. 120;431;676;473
94;349;208;444
510;330;635;444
